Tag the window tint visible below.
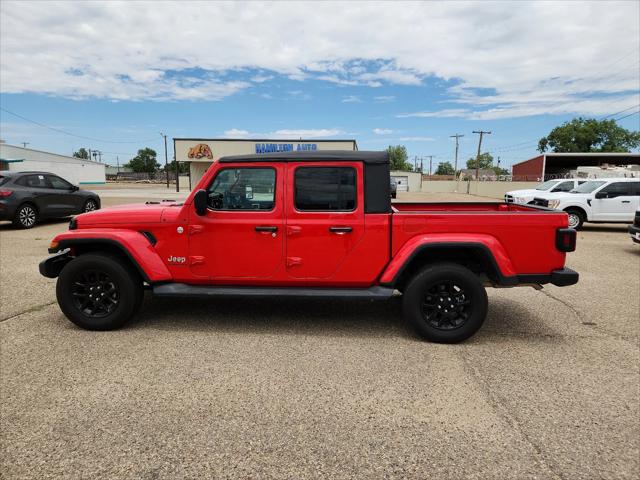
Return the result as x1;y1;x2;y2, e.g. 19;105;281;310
552;181;574;192
600;182;634;197
294;167;356;211
17;174;50;188
207;168;275;210
47;175;73;190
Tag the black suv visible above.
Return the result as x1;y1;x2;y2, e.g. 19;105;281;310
0;171;101;228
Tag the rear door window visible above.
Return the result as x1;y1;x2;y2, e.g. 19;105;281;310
294;167;356;211
16;174;50;188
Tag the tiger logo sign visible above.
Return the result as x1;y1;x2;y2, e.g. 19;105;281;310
187;143;213;159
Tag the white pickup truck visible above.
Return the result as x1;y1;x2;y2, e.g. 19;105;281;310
531;178;640;229
505;179;585;204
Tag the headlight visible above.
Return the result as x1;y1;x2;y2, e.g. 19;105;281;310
548;200;561;209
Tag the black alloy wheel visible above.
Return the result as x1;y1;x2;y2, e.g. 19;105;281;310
71;270;119;318
403;262;488;343
422;280;471;331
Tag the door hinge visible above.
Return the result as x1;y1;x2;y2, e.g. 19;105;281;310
189;256;205;266
189;225;204;235
286;256;302;268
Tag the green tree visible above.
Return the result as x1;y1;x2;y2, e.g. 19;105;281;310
163;160;189;175
538;117;640;153
466;152;494;170
73;148;89;159
126;148;159;173
386;145;412;171
435;161;455;175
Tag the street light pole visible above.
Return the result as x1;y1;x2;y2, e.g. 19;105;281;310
160;132;169;189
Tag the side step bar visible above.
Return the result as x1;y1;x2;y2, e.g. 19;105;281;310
153;283;395;299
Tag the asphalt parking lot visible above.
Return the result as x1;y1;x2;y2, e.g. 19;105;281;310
1;186;638;479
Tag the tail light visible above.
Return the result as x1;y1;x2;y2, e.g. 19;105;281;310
556;228;576;252
0;189;13;197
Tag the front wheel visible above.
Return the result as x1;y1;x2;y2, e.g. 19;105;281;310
402;263;488;343
565;208;585;230
56;253;142;330
83;198;99;213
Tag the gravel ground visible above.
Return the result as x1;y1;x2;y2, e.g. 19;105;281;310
1;191;638;479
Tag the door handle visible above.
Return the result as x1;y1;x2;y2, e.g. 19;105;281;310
329;226;353;234
255;225;278;233
621;200;631;203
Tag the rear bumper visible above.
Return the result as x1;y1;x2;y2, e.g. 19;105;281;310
629;224;640;243
517;267;579;287
0;200;18;220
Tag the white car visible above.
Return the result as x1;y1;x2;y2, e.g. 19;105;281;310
531;177;640;229
505;179;585;204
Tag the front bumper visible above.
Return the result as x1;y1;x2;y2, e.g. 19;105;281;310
629;224;640;244
39;250;72;278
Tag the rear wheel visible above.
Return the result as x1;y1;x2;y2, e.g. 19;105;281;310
565;208;585;230
56;253;142;330
13;203;38;229
402;263;488;343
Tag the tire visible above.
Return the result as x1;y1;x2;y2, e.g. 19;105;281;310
391;193;397;199
565;208;585;230
83;198;99;213
12;203;38;229
402;263;488;343
56;253;143;330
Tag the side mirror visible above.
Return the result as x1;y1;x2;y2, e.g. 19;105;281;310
71;185;79;192
594;191;608;199
193;189;208;216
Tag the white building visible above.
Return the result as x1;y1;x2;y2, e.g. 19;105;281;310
0;143;106;185
174;138;358;188
390;170;423;192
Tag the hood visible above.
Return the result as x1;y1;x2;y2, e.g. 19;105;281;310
506;188;543;196
533;191;588;200
74;201;181;226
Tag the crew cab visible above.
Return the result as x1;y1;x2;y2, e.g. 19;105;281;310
40;151;578;343
531;177;640;229
505;178;585;204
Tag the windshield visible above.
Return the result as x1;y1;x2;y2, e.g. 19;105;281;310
571;181;606;193
535;180;560;190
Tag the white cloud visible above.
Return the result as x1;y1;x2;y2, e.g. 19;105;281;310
1;1;638;117
374;96;395;102
223;128;345;139
373;128;393;135
397;109;470;118
342;95;362;103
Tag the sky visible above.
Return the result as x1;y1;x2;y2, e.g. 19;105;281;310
1;0;639;171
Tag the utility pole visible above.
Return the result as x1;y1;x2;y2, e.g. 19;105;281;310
21;142;29;148
472;130;492;180
160;132;169;188
116;156;120;173
97;151;102;163
425;155;433;176
450;134;464;174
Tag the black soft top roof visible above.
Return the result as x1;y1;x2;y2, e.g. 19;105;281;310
218;150;388;164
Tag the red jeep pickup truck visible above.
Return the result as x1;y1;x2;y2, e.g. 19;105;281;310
40;151;578;343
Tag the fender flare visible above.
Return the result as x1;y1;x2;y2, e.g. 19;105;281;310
47;229;172;282
379;234;517;287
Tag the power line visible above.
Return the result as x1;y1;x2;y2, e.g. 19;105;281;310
614;110;640;121
600;103;640;119
0;107;161;144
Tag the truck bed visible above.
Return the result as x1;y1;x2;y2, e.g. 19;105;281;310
389;201;568;276
391;202;540;213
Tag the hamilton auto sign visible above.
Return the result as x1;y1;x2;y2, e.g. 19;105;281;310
255;143;317;154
